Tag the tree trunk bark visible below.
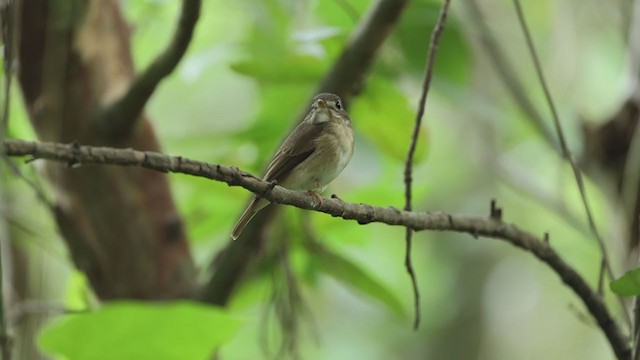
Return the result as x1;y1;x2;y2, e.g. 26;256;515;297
16;0;194;299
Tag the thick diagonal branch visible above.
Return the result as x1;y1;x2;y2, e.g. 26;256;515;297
2;139;632;360
98;0;201;140
316;0;409;99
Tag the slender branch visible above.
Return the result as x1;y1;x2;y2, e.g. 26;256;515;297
496;159;590;238
512;0;631;328
465;0;558;151
98;0;201;140
634;295;640;360
403;0;452;330
1;138;632;360
0;3;14;358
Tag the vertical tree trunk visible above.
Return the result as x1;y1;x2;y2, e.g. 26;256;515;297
16;0;194;299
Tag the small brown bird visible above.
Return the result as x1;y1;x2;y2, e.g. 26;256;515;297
231;93;355;240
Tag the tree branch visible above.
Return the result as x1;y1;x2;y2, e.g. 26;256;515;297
98;0;201;140
512;0;630;329
1;138;632;360
316;0;409;99
403;0;452;330
464;0;558;151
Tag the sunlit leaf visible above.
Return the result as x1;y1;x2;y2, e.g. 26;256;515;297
306;241;406;317
351;77;428;163
231;56;325;83
38;301;242;360
64;271;93;311
610;268;640;296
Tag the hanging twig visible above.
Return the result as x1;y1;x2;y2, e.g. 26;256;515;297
512;0;631;329
403;0;452;330
465;0;558;150
98;0;201;140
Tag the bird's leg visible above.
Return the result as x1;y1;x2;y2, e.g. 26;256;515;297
306;191;324;206
305;179;324;206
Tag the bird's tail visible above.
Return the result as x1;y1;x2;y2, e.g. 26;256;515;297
231;196;262;240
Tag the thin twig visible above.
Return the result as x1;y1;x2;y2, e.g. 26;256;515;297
98;0;201;140
496;159;590;237
403;0;452;330
635;294;640;360
465;0;558;151
512;0;631;329
0;3;13;357
1;139;631;360
2;157;53;209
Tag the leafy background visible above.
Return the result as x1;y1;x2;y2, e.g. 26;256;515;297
4;0;632;359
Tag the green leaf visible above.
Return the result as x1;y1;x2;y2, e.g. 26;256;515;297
351;77;428;163
38;301;242;360
610;268;640;296
231;55;325;83
306;241;406;317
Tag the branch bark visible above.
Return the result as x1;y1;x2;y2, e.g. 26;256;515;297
465;0;558;150
16;0;194;300
98;0;201;140
2;138;632;360
316;0;409;101
403;0;452;330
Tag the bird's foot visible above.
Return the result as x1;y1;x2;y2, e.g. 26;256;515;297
307;190;324;207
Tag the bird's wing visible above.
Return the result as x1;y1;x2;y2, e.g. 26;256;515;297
263;121;321;183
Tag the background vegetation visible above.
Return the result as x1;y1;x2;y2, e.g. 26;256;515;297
1;0;637;359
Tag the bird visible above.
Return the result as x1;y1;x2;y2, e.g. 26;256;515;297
231;93;355;240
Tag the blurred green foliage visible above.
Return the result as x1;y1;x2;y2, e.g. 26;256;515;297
38;302;241;360
611;268;640;296
3;0;634;359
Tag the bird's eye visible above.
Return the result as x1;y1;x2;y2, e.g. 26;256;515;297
335;101;342;110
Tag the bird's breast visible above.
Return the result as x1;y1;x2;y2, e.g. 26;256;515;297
312;122;354;187
282;121;354;192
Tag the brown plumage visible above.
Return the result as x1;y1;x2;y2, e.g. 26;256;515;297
231;93;354;240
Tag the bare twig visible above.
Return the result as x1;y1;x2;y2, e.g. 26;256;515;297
512;0;631;329
98;0;201;140
0;3;14;357
1;138;632;360
465;0;558;151
634;295;640;360
403;0;452;330
496;159;590;237
2;157;53;209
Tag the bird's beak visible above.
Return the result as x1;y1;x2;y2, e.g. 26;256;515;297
315;99;329;109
